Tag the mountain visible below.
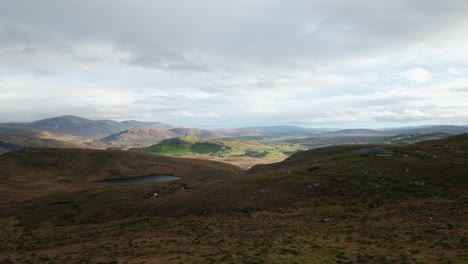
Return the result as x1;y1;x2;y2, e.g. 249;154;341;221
1;115;176;139
119;120;176;129
284;135;387;147
0;134;81;154
168;127;265;138
320;128;391;137
377;132;453;146
99;128;178;147
388;125;468;134
11;115;122;138
0;125;57;137
239;125;328;136
390;125;468;134
100;127;267;146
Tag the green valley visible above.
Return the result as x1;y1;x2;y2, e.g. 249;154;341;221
134;136;306;158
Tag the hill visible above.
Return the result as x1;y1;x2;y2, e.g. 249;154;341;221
168;127;265;138
239;125;327;136
387;125;468;134
134;136;305;158
320;128;391;137
0;125;59;138
99;128;178;147
7;115;123;138
0;148;242;200
100;128;267;148
0;134;81;154
0;135;466;263
285;132;454;148
378;132;453;145
2;115;176;139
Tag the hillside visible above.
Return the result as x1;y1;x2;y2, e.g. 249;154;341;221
2;115;176;139
320;128;391;137
378;132;452;145
99;128;178;147
0;134;81;154
388;125;468;134
286;132;454;148
18;115;123;138
0;135;466;263
239;125;327;136
0;125;59;138
135;136;305;158
168;127;265;138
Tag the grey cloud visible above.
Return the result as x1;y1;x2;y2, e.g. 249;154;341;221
2;0;468;71
1;1;468;127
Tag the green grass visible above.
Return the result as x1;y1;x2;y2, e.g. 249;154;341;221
136;136;305;158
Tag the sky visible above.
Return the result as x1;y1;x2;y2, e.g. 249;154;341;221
1;0;468;128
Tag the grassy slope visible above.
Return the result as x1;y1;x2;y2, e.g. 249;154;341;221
0;134;81;154
0;135;467;263
136;136;305;158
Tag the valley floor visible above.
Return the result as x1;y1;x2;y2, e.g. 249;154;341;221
178;155;288;170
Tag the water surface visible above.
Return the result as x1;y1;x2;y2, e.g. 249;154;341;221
94;175;180;184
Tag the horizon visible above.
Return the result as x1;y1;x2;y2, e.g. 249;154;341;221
1;1;468;128
1;114;467;131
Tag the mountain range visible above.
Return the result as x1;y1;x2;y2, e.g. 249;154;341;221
0;115;177;138
1;115;468;152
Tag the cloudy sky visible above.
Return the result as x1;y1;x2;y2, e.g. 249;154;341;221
1;0;468;128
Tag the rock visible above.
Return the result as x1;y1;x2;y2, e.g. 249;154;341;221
437;223;454;229
321;217;331;223
306;183;327;190
413;181;425;187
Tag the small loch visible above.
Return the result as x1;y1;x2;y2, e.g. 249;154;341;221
94;175;180;184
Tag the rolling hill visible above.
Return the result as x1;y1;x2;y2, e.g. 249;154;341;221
2;115;176;139
134;136;305;158
0;135;466;263
387;125;468;135
238;125;328;136
100;127;267;147
0;134;81;154
285;132;454;148
0;147;242;200
99;128;178;147
0;125;60;138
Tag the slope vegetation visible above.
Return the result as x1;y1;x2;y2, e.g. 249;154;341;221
0;134;80;154
135;136;305;158
0;135;466;263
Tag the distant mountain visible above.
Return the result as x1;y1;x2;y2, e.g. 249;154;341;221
239;126;327;136
0;125;54;138
99;128;178;147
0;134;80;154
169;128;265;138
1;115;176;139
320;129;391;137
100;127;267;147
119;120;176;129
377;132;453;146
388;125;468;135
9;115;122;138
284;136;387;148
